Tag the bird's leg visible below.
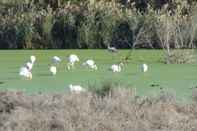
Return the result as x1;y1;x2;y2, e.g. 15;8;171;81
71;63;75;69
67;63;71;70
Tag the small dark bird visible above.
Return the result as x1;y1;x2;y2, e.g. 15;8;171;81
150;83;160;87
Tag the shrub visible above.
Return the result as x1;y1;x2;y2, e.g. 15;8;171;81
192;88;197;102
155;2;197;63
164;49;195;64
92;81;114;97
52;4;81;48
16;13;35;49
78;1;121;48
32;7;54;49
0;89;196;130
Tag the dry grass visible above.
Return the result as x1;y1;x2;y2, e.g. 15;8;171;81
164;50;195;64
0;89;196;131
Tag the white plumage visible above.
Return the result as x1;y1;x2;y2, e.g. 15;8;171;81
68;54;79;63
69;84;85;93
67;54;79;70
82;59;98;70
141;63;148;72
107;45;118;53
19;66;32;80
110;63;123;72
52;56;61;64
110;64;121;72
19;55;35;79
26;62;33;71
90;64;98;70
50;66;57;75
30;55;36;64
83;59;95;66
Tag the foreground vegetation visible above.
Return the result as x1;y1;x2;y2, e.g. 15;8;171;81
0;0;197;49
0;88;197;131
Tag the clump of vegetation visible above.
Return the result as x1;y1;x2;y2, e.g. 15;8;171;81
164;49;195;64
155;1;197;64
192;88;197;102
89;81;117;97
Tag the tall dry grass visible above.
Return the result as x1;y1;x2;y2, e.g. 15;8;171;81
0;88;197;131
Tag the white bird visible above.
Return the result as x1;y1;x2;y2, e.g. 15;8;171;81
30;55;36;64
110;63;123;72
19;66;32;80
83;59;95;66
69;84;86;93
82;59;98;70
50;66;57;75
141;63;148;72
26;62;33;71
52;56;61;64
90;64;98;70
107;45;118;53
67;54;79;70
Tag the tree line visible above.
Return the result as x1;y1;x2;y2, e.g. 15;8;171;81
0;0;196;49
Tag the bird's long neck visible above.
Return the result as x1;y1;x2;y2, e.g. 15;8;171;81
107;44;111;49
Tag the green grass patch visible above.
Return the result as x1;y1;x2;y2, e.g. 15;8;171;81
0;49;197;101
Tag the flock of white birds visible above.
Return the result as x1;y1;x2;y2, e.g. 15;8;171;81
19;51;148;93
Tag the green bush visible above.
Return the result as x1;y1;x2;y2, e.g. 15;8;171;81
78;1;120;48
52;6;79;48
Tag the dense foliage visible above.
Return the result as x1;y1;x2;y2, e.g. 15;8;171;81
0;0;197;49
